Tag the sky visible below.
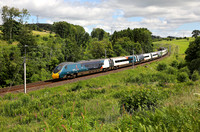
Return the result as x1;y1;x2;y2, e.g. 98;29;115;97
0;0;200;37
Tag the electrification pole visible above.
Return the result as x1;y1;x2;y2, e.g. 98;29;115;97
132;49;134;68
24;45;28;94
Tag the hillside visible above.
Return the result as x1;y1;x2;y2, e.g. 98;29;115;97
0;39;200;131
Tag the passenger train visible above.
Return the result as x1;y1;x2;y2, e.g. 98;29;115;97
52;48;168;79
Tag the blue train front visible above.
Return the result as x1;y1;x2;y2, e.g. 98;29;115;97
52;62;79;79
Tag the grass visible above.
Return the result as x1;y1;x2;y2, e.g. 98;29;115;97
32;30;55;37
0;38;200;131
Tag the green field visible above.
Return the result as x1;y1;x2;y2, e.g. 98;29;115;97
153;38;194;54
0;38;200;131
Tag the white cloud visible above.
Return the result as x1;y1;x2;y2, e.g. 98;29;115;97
0;0;200;37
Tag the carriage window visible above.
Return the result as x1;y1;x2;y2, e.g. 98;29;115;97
65;65;67;69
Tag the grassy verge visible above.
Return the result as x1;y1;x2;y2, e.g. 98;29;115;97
0;38;200;131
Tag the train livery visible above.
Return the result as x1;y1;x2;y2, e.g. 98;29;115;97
52;48;168;79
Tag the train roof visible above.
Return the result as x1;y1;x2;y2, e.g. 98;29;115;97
77;59;105;63
58;62;75;66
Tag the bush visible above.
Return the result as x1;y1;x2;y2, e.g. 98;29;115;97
43;36;48;41
177;72;189;82
71;82;85;91
171;60;179;68
179;67;190;76
178;61;187;69
155;72;177;87
166;66;177;75
191;70;199;81
126;73;151;84
120;89;159;113
36;34;40;37
157;63;167;71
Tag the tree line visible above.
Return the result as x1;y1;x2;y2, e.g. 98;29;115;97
0;6;154;88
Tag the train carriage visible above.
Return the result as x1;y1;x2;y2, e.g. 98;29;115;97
143;53;151;61
151;52;159;59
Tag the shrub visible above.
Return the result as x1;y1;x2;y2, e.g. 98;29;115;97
71;82;85;91
171;60;179;68
36;34;40;37
191;70;199;81
113;90;127;99
166;66;177;75
177;72;189;82
43;36;48;41
179;66;190;76
21;95;31;105
156;72;177;87
178;61;187;69
120;89;159;113
157;63;167;71
127;73;158;84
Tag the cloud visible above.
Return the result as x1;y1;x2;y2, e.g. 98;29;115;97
0;0;113;23
0;0;200;37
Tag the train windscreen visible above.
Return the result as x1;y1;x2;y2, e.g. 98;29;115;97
53;64;65;73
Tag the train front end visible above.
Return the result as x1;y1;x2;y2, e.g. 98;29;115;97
52;63;65;79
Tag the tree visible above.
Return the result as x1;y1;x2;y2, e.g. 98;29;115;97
1;6;20;41
185;37;200;73
62;38;81;62
19;8;30;24
1;6;30;42
17;27;37;55
111;28;153;53
89;39;113;59
0;47;23;87
53;21;72;38
2;20;22;41
192;30;200;38
91;28;108;41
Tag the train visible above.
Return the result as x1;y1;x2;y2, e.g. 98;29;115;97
52;48;168;79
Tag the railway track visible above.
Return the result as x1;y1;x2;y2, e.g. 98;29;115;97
0;53;169;96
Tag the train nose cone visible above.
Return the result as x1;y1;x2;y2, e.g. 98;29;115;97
52;73;59;79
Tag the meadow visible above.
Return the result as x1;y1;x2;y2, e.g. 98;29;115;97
0;38;200;131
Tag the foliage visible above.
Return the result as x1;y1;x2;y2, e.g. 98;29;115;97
111;28;153;53
89;39;113;58
120;88;160;113
192;30;200;38
1;6;29;41
185;37;200;73
177;72;189;82
171;60;179;68
166;66;177;75
179;66;190;76
113;37;142;56
191;70;199;81
0;46;23;87
157;63;167;71
91;28;108;41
